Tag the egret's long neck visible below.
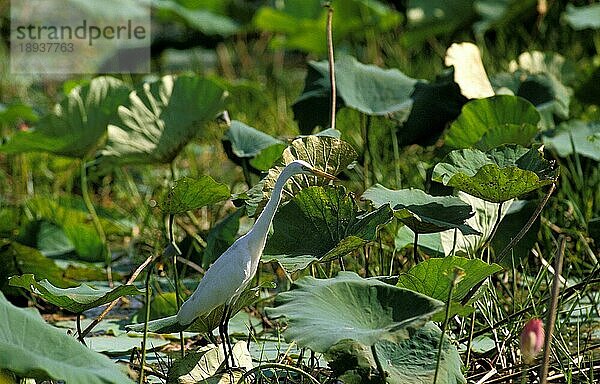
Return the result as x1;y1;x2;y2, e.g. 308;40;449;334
251;169;296;244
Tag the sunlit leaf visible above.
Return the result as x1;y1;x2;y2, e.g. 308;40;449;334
100;75;226;166
0;77;130;158
432;145;558;203
444;96;540;150
162;176;230;214
326;323;466;384
397;256;502;303
444;42;494;99
264;186;393;272
267;272;443;352
0;292;134;384
9;274;143;313
362;184;479;235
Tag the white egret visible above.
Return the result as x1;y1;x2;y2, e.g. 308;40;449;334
176;159;336;368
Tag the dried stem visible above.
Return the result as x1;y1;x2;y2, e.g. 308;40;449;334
539;236;566;384
325;4;336;131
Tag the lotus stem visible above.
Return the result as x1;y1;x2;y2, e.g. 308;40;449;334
80;160;112;287
434;267;464;384
539;236;566;384
413;232;419;265
139;266;153;384
371;344;387;381
325;3;336;131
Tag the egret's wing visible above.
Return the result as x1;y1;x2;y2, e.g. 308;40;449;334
176;238;252;325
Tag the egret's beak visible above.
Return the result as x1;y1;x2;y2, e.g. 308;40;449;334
311;168;337;181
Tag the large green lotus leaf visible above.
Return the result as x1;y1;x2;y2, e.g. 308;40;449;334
267;272;443;353
563;3;600;30
8;274;143;313
251;135;357;214
294;54;416;117
167;342;252;383
403;0;474;47
126;287;259;334
362;184;479;235
444;95;540;150
395;193;513;258
396;256;502;303
162;176;230;215
264;186;393;272
0;77;131;158
101;75;226;166
326;323;465;384
334;54;417;116
223;120;283;159
152;0;239;36
253;0;401;54
379;322;465;384
543;120;600;161
0;240;72;296
26;196;128;261
0;292;134;383
432;145;558;203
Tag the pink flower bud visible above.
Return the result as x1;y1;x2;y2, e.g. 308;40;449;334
520;318;544;364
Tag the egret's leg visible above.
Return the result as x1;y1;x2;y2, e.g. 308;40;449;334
218;305;231;371
223;304;236;368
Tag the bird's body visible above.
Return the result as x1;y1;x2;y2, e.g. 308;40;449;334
176;160;335;327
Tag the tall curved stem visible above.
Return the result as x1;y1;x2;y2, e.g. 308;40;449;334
80;160;112;286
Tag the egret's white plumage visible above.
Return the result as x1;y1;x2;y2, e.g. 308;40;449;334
176;160;335;326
